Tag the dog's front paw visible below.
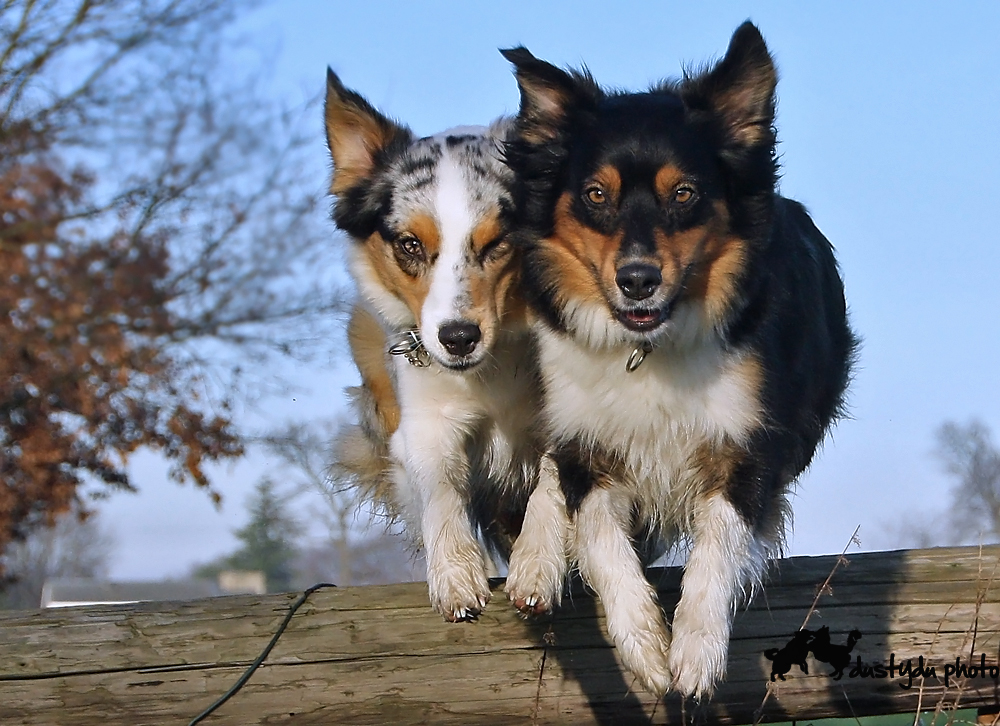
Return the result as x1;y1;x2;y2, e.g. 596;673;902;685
427;553;491;622
598;578;673;695
668;625;729;699
613;623;673;696
505;544;566;616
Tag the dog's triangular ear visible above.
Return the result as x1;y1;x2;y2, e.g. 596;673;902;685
325;68;411;195
500;47;597;145
682;22;776;149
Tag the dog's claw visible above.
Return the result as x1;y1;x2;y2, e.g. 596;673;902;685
450;603;487;622
510;594;550;616
428;554;491;623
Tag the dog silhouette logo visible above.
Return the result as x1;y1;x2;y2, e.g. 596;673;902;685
764;629;813;681
811;626;863;680
764;626;863;682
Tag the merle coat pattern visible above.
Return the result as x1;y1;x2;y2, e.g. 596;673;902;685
325;70;546;623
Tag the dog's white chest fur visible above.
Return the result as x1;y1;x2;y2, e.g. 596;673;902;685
391;331;539;486
537;328;761;522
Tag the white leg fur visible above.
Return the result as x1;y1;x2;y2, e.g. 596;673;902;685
422;481;491;621
573;486;672;696
505;455;570;614
399;412;490;622
669;493;765;698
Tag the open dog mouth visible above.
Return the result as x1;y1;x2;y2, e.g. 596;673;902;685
615;307;668;332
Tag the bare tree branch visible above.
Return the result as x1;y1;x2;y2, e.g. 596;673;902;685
0;0;347;558
937;419;1000;543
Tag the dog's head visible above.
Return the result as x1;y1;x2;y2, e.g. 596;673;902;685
325;70;520;370
502;22;778;350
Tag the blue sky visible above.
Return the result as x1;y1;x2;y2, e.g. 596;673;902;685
102;2;1000;579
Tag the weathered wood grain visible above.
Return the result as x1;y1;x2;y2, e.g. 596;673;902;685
2;546;1000;725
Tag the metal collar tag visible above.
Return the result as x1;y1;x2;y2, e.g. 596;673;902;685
626;341;653;372
388;329;431;367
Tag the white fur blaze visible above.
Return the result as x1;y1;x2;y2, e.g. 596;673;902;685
420;149;474;362
573;487;672;696
668;494;765;698
505;455;570;614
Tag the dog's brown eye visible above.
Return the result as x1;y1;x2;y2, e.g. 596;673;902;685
585;186;607;205
397;235;424;258
674;186;696;205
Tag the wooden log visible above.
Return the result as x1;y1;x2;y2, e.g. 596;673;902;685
2;546;1000;725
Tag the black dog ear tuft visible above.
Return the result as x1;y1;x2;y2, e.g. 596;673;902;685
682;21;777;150
324;68;412;195
500;47;597;145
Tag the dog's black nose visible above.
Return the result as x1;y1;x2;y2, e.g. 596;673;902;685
616;263;662;300
438;321;481;356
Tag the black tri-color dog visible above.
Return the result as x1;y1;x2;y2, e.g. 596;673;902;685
500;22;857;699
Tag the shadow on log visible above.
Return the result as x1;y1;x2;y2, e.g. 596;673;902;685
2;546;1000;725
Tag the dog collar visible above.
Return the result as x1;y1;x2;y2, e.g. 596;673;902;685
626;341;653;372
387;328;431;367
